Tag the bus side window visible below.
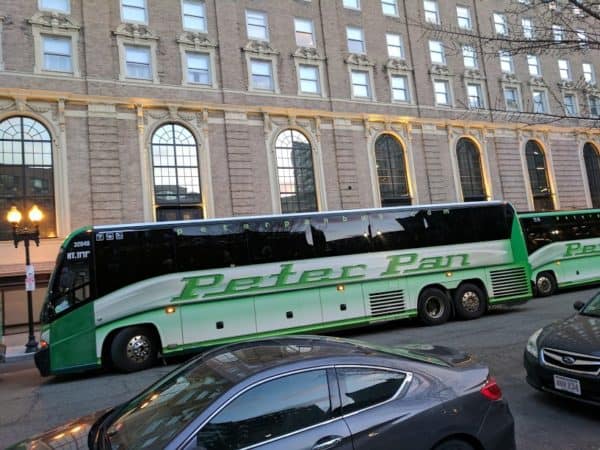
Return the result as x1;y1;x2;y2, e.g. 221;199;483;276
313;214;371;257
246;219;315;264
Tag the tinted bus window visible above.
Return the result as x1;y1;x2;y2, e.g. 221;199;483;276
175;222;249;272
312;214;370;257
96;228;176;297
370;210;427;251
246;218;316;264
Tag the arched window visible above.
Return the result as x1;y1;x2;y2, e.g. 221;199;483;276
151;123;202;221
275;129;317;213
584;142;600;208
0;116;55;241
456;137;487;202
525;140;554;211
375;134;411;206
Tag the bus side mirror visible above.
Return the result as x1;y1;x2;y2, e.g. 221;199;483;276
573;301;585;311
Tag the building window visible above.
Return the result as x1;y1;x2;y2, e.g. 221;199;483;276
589;95;600;117
0;116;55;241
493;13;507;35
121;0;147;24
386;33;404;59
298;64;320;94
125;45;151;80
346;27;365;53
375;134;411;206
351;70;371;98
462;45;477;69
525;140;554;211
429;40;445;65
499;51;513;73
381;0;398;16
456;6;471;30
275;130;317;213
294;18;315;47
522;18;533;39
39;0;70;13
433;79;451;105
424;0;439;24
563;94;577;116
467;83;483;108
558;59;571;81
182;0;206;32
151;123;202;221
42;35;72;73
246;10;269;41
186;52;211;85
391;75;409;102
343;0;360;9
583;63;595;84
552;25;564;41
504;86;520;111
532;90;548;113
250;59;274;91
584;143;600;208
456;138;486;202
527;55;541;77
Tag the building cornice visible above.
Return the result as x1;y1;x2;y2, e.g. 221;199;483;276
0;87;598;135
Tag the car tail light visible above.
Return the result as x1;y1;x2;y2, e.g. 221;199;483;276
480;377;502;401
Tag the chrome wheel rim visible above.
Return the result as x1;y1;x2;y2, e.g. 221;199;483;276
425;296;444;319
126;335;151;363
461;291;481;313
537;276;552;295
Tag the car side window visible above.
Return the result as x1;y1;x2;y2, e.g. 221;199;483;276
189;369;332;450
336;367;406;415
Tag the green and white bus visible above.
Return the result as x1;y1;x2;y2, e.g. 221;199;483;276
35;201;531;376
519;209;600;296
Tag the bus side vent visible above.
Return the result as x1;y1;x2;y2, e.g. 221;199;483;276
490;268;529;298
369;290;406;317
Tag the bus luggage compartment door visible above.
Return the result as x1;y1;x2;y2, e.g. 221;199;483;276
255;289;322;332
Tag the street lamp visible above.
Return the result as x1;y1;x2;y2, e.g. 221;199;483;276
6;205;43;353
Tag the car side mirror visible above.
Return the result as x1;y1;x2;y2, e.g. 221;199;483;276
573;301;585;311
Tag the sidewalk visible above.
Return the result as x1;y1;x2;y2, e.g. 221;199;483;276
2;332;36;362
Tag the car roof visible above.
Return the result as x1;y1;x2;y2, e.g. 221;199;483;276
197;336;386;376
193;335;448;382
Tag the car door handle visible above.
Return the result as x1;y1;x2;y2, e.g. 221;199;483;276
313;436;343;450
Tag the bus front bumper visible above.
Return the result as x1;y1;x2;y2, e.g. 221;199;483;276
34;347;51;377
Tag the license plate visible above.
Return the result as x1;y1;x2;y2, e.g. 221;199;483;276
553;374;581;395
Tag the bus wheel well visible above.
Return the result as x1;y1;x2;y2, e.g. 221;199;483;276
102;324;162;369
432;433;484;450
450;279;488;302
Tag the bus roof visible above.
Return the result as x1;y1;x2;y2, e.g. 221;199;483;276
90;201;511;233
518;208;600;218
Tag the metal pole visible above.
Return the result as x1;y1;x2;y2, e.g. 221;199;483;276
24;237;38;353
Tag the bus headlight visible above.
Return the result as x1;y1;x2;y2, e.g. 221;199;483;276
526;328;543;357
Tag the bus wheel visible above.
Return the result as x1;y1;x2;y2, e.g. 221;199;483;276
110;326;158;373
418;287;451;326
536;272;556;297
454;283;487;320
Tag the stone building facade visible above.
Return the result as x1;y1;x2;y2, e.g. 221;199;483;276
1;0;600;331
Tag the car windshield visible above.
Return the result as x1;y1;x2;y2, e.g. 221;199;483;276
103;356;237;449
581;292;600;317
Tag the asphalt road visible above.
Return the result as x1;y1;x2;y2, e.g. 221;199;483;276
1;288;599;449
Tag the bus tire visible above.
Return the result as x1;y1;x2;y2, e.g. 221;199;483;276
453;283;487;320
110;326;158;373
535;272;556;297
418;287;451;326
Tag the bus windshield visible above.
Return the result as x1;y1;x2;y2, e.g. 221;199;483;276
42;232;93;323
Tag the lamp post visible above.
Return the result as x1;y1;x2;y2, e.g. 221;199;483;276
6;205;43;353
